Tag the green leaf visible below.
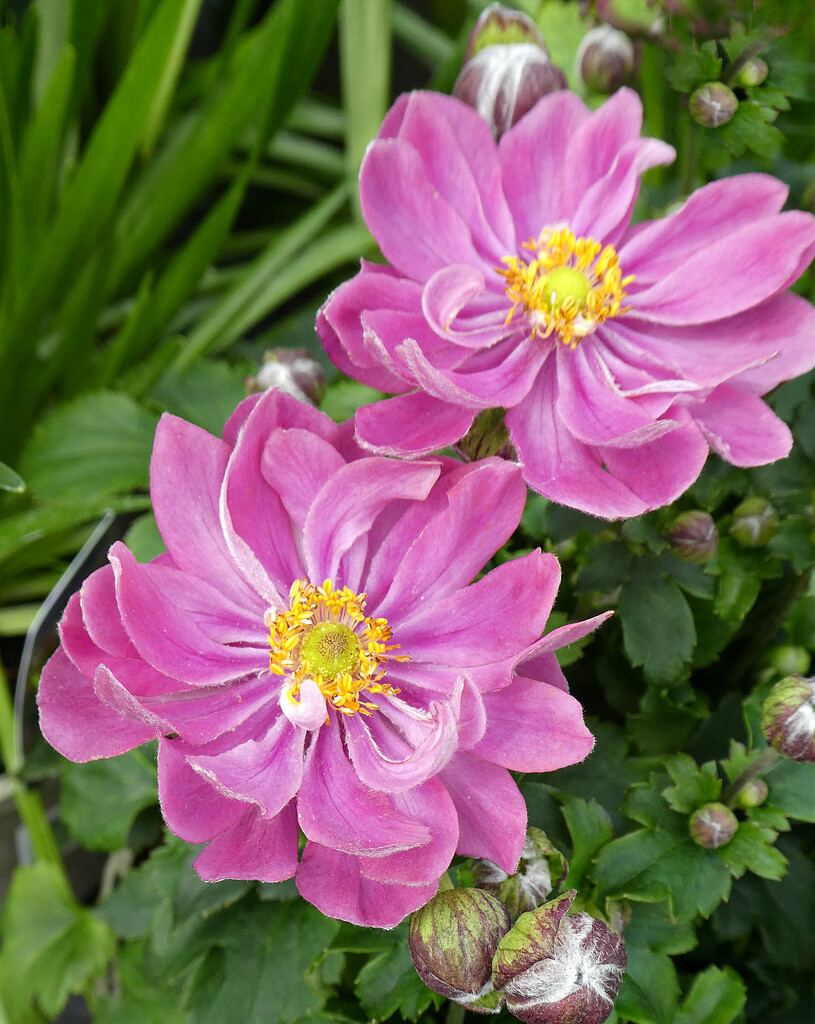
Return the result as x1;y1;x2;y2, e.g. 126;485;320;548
0;459;24;492
183;899;340;1024
615;947;680;1024
320;380;385;423
768;516;815;572
624;902;696;956
676;966;746;1024
619;572;696;684
718;821;787;881
150;359;248;435
122;513;167;563
766;759;815;822
18;391;157;501
60;746;159;852
720;100;783;158
561;795;614;890
356;930;437;1023
94;940;190;1024
662;754;721;814
0;862;114;1019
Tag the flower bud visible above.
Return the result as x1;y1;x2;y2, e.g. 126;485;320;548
767;645;812;679
576;25;637;95
464;3;547;62
688;802;738;849
493;890;626;1024
762;675;815;763
409;888;511;1011
245;348;325;405
473;828;567;918
733;57;769;88
668;510;718;564
689;83;738;128
454;44;568;139
730;496;778;547
595;0;663;38
732;777;769;809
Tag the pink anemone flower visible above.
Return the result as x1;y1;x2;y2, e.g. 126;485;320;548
317;88;815;519
38;390;602;928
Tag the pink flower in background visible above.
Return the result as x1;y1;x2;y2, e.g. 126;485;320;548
317;88;815;519
38;390;601;928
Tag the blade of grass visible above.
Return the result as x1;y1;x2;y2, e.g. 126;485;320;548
339;0;392;217
170;183;350;373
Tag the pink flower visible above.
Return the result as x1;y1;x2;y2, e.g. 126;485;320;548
38;390;601;928
317;89;815;519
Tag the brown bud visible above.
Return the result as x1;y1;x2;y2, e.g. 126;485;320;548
688;802;738;849
730;496;778;547
246;348;325;405
464;3;547;62
689;83;738;128
668;510;718;563
576;25;637;95
473;828;567;918
762;675;815;763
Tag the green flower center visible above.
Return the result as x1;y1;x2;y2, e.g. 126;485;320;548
541;266;591;310
300;621;361;678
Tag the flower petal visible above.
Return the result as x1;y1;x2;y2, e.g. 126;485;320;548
355;392;475;457
37;648;154;762
440;752;526;873
261;428;346;530
691;385;792;466
471;676;594;772
296;723;431;857
157;737;245;843
194;801;300;883
296;842;439;928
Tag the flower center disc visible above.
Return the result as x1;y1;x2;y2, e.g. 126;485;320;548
267;578;405;717
300;622;361;678
498;225;633;349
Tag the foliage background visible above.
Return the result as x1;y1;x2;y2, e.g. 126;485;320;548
0;0;814;1022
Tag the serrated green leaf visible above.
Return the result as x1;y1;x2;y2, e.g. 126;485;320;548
561;795;614;890
662;754;721;814
768;516;815;572
720;100;783;158
624;902;696;955
60;746;159;852
766;758;815;822
356;933;436;1023
0;862;114;1019
676;966;746;1024
718;821;787;880
615;947;680;1024
18;391;157;501
619;573;695;684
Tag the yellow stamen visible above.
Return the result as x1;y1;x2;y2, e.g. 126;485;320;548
497;225;632;350
268;579;403;717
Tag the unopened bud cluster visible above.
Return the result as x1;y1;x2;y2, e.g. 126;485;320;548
410;877;626;1022
454;4;567;139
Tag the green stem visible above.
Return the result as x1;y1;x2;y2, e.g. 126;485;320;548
639;43;666;186
0;661;66;876
722;747;783;807
446;1001;466;1024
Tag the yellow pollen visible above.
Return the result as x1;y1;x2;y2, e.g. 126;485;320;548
497;225;633;350
268;578;403;717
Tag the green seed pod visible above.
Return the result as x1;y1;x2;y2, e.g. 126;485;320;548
730;496;778;547
733;778;769;809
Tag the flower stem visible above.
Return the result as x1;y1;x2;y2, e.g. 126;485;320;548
0;661;66;877
722;747;783;807
446;1001;466;1024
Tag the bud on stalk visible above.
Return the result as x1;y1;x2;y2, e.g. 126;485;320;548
689;82;738;128
730;496;778;547
473;828;567;918
762;675;815;763
493;891;626;1024
409;888;511;1012
454;4;567;139
688;802;738;849
576;25;637;95
245;348;325;405
668;510;718;563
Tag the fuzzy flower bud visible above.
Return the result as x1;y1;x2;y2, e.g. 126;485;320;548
762;675;815;763
493;891;626;1024
454;4;566;139
245;348;325;405
733;57;769;88
732;778;769;810
668;510;718;564
689;83;738;128
473;828;567;918
730;496;778;548
576;25;637;95
688;802;738;849
409;888;512;1012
